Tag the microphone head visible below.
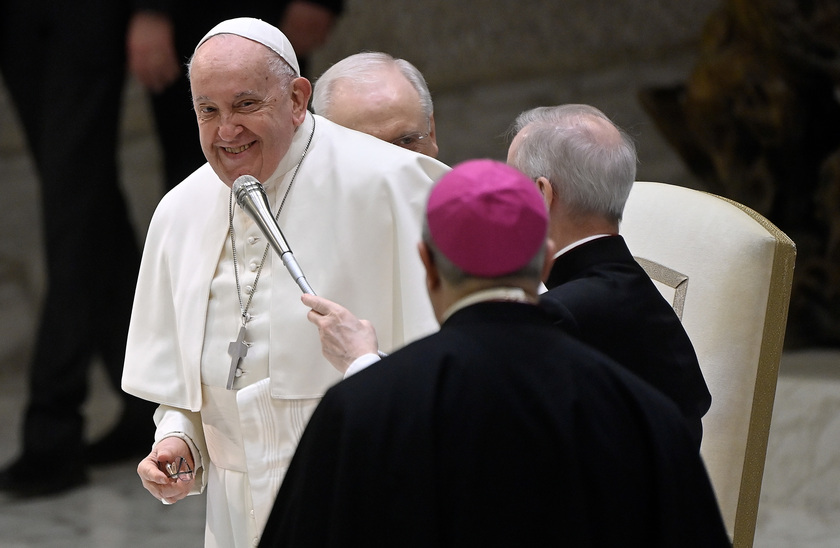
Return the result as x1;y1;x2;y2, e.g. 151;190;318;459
232;175;265;208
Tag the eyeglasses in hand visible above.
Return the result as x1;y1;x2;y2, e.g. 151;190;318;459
162;456;194;482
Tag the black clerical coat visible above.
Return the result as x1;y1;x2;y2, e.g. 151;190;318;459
259;302;729;547
540;235;711;447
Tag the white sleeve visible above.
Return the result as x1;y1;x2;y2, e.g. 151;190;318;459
153;405;208;495
343;352;382;378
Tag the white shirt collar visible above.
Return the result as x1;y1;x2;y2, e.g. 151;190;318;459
441;287;531;323
553;233;613;259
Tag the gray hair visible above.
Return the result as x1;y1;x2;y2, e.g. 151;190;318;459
508;104;637;223
421;217;545;286
312;52;433;120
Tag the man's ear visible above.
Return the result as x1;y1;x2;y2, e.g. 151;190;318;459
535;176;554;209
418;241;441;292
290;77;313;125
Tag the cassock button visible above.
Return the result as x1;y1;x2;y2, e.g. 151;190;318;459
249;260;259;272
247;236;258;245
245;285;253;295
235;368;243;378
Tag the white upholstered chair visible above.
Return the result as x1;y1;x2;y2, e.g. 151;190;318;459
620;181;796;548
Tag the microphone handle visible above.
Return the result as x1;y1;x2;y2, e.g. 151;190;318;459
235;178;316;295
258;220;317;296
280;253;316;295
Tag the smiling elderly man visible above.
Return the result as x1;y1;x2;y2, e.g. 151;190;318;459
121;17;448;548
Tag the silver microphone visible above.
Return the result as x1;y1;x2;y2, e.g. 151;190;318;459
232;175;316;295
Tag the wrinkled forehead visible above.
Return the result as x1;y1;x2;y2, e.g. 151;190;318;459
192;35;297;96
334;79;426;132
194;17;300;75
189;38;281;106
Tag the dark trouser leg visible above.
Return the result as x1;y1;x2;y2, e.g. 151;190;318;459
0;0;140;468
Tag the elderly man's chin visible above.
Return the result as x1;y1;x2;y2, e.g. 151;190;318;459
212;152;270;187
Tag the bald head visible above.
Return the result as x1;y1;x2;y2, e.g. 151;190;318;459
313;52;438;157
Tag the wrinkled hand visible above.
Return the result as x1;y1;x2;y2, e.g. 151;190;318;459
137;436;195;505
126;12;181;93
302;294;379;373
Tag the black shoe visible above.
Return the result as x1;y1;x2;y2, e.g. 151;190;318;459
0;456;88;498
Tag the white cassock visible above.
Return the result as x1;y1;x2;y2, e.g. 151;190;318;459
122;113;448;547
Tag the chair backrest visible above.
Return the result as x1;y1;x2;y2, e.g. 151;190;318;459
620;181;796;548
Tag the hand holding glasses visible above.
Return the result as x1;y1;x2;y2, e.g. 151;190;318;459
161;456;194;483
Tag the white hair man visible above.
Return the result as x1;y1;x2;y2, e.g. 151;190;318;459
312;51;438;157
259;159;729;547
292;103;710;450
507;104;711;448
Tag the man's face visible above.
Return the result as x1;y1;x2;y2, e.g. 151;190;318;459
327;68;439;158
190;35;309;186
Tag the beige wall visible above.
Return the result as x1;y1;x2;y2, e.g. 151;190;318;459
307;0;718;170
310;0;718;89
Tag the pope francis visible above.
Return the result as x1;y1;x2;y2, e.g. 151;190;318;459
121;17;448;548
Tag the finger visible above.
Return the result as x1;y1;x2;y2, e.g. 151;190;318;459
301;293;326;313
159;489;182;505
140;474;169;499
140;463;171;485
158;478;192;502
306;308;326;327
138;451;176;485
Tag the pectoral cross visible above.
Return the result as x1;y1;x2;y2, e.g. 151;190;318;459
227;325;250;389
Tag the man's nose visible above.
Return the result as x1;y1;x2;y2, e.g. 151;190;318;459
218;113;243;141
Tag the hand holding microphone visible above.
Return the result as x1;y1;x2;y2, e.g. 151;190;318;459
232;175;316;295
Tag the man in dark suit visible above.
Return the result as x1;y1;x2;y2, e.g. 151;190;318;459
508;104;711;448
259;159;730;547
0;0;155;498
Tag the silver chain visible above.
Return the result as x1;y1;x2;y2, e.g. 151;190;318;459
228;117;316;325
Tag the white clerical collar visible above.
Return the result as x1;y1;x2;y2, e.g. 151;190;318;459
441;287;532;323
553;233;613;259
